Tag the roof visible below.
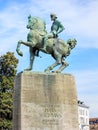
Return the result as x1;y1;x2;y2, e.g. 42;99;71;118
90;118;98;121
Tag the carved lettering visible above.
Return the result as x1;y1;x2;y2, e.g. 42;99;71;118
41;104;62;125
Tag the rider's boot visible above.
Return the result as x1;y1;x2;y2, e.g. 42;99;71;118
41;37;48;53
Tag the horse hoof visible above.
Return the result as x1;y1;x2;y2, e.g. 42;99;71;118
16;49;23;56
19;52;23;56
44;69;50;73
24;67;32;71
52;70;61;73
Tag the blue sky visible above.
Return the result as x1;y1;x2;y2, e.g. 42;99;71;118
0;0;98;117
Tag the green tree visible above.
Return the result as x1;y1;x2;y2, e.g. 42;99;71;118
0;52;18;130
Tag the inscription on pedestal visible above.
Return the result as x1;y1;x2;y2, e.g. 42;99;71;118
41;104;63;125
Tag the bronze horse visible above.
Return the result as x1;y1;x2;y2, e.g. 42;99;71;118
16;15;77;73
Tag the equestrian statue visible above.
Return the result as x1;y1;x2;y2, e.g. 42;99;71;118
16;14;77;73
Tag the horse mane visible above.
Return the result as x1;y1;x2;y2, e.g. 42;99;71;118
31;16;46;31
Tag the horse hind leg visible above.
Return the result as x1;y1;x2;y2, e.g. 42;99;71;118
55;60;69;73
44;61;60;73
44;54;62;73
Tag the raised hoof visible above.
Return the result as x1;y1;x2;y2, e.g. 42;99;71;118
16;49;23;56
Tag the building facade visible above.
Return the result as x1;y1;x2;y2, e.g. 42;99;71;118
78;100;89;130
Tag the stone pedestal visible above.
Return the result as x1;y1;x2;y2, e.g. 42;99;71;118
13;72;79;130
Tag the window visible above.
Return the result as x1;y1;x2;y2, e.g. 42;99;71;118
86;118;88;124
89;121;94;125
80;117;85;124
86;110;88;116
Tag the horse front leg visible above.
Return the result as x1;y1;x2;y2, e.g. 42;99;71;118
16;40;35;56
25;47;35;71
16;40;23;56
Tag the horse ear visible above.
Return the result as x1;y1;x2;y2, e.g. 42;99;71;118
28;14;31;19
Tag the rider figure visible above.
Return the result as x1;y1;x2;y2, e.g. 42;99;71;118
42;13;65;52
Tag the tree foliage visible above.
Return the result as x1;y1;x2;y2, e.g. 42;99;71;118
0;52;18;130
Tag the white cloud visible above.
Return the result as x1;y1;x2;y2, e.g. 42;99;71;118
0;2;28;55
74;69;98;90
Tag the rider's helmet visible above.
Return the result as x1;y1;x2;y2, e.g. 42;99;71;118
50;13;57;19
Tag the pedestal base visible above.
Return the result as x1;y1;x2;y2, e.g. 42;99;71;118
13;72;79;130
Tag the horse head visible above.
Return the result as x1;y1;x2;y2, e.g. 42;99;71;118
26;15;46;32
26;15;37;30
